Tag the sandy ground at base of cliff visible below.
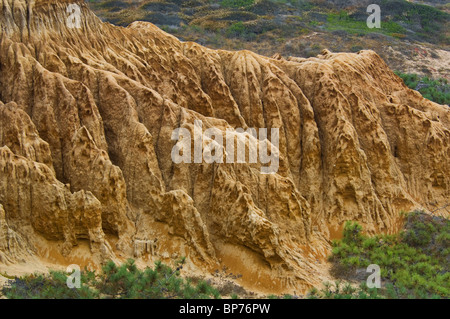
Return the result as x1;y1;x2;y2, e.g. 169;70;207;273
0;233;337;299
0;260;336;299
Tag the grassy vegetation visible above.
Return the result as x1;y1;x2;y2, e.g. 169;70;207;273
318;211;449;299
87;0;449;44
382;0;450;44
1;258;221;299
395;72;450;105
326;11;406;38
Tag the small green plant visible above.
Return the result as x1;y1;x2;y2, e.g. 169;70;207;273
342;221;363;245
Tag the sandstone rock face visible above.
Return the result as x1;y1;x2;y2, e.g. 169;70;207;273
0;1;448;293
0;203;34;264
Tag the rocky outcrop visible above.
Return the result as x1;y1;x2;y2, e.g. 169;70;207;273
0;105;113;261
0;1;448;293
0;203;33;264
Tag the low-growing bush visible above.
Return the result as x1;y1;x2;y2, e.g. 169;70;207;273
395;72;450;105
1;258;221;299
317;211;449;299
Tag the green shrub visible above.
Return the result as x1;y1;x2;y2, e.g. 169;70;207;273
313;211;449;299
395;72;450;105
342;221;363;245
1;258;221;299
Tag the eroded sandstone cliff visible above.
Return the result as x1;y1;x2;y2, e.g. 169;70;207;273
0;0;448;293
